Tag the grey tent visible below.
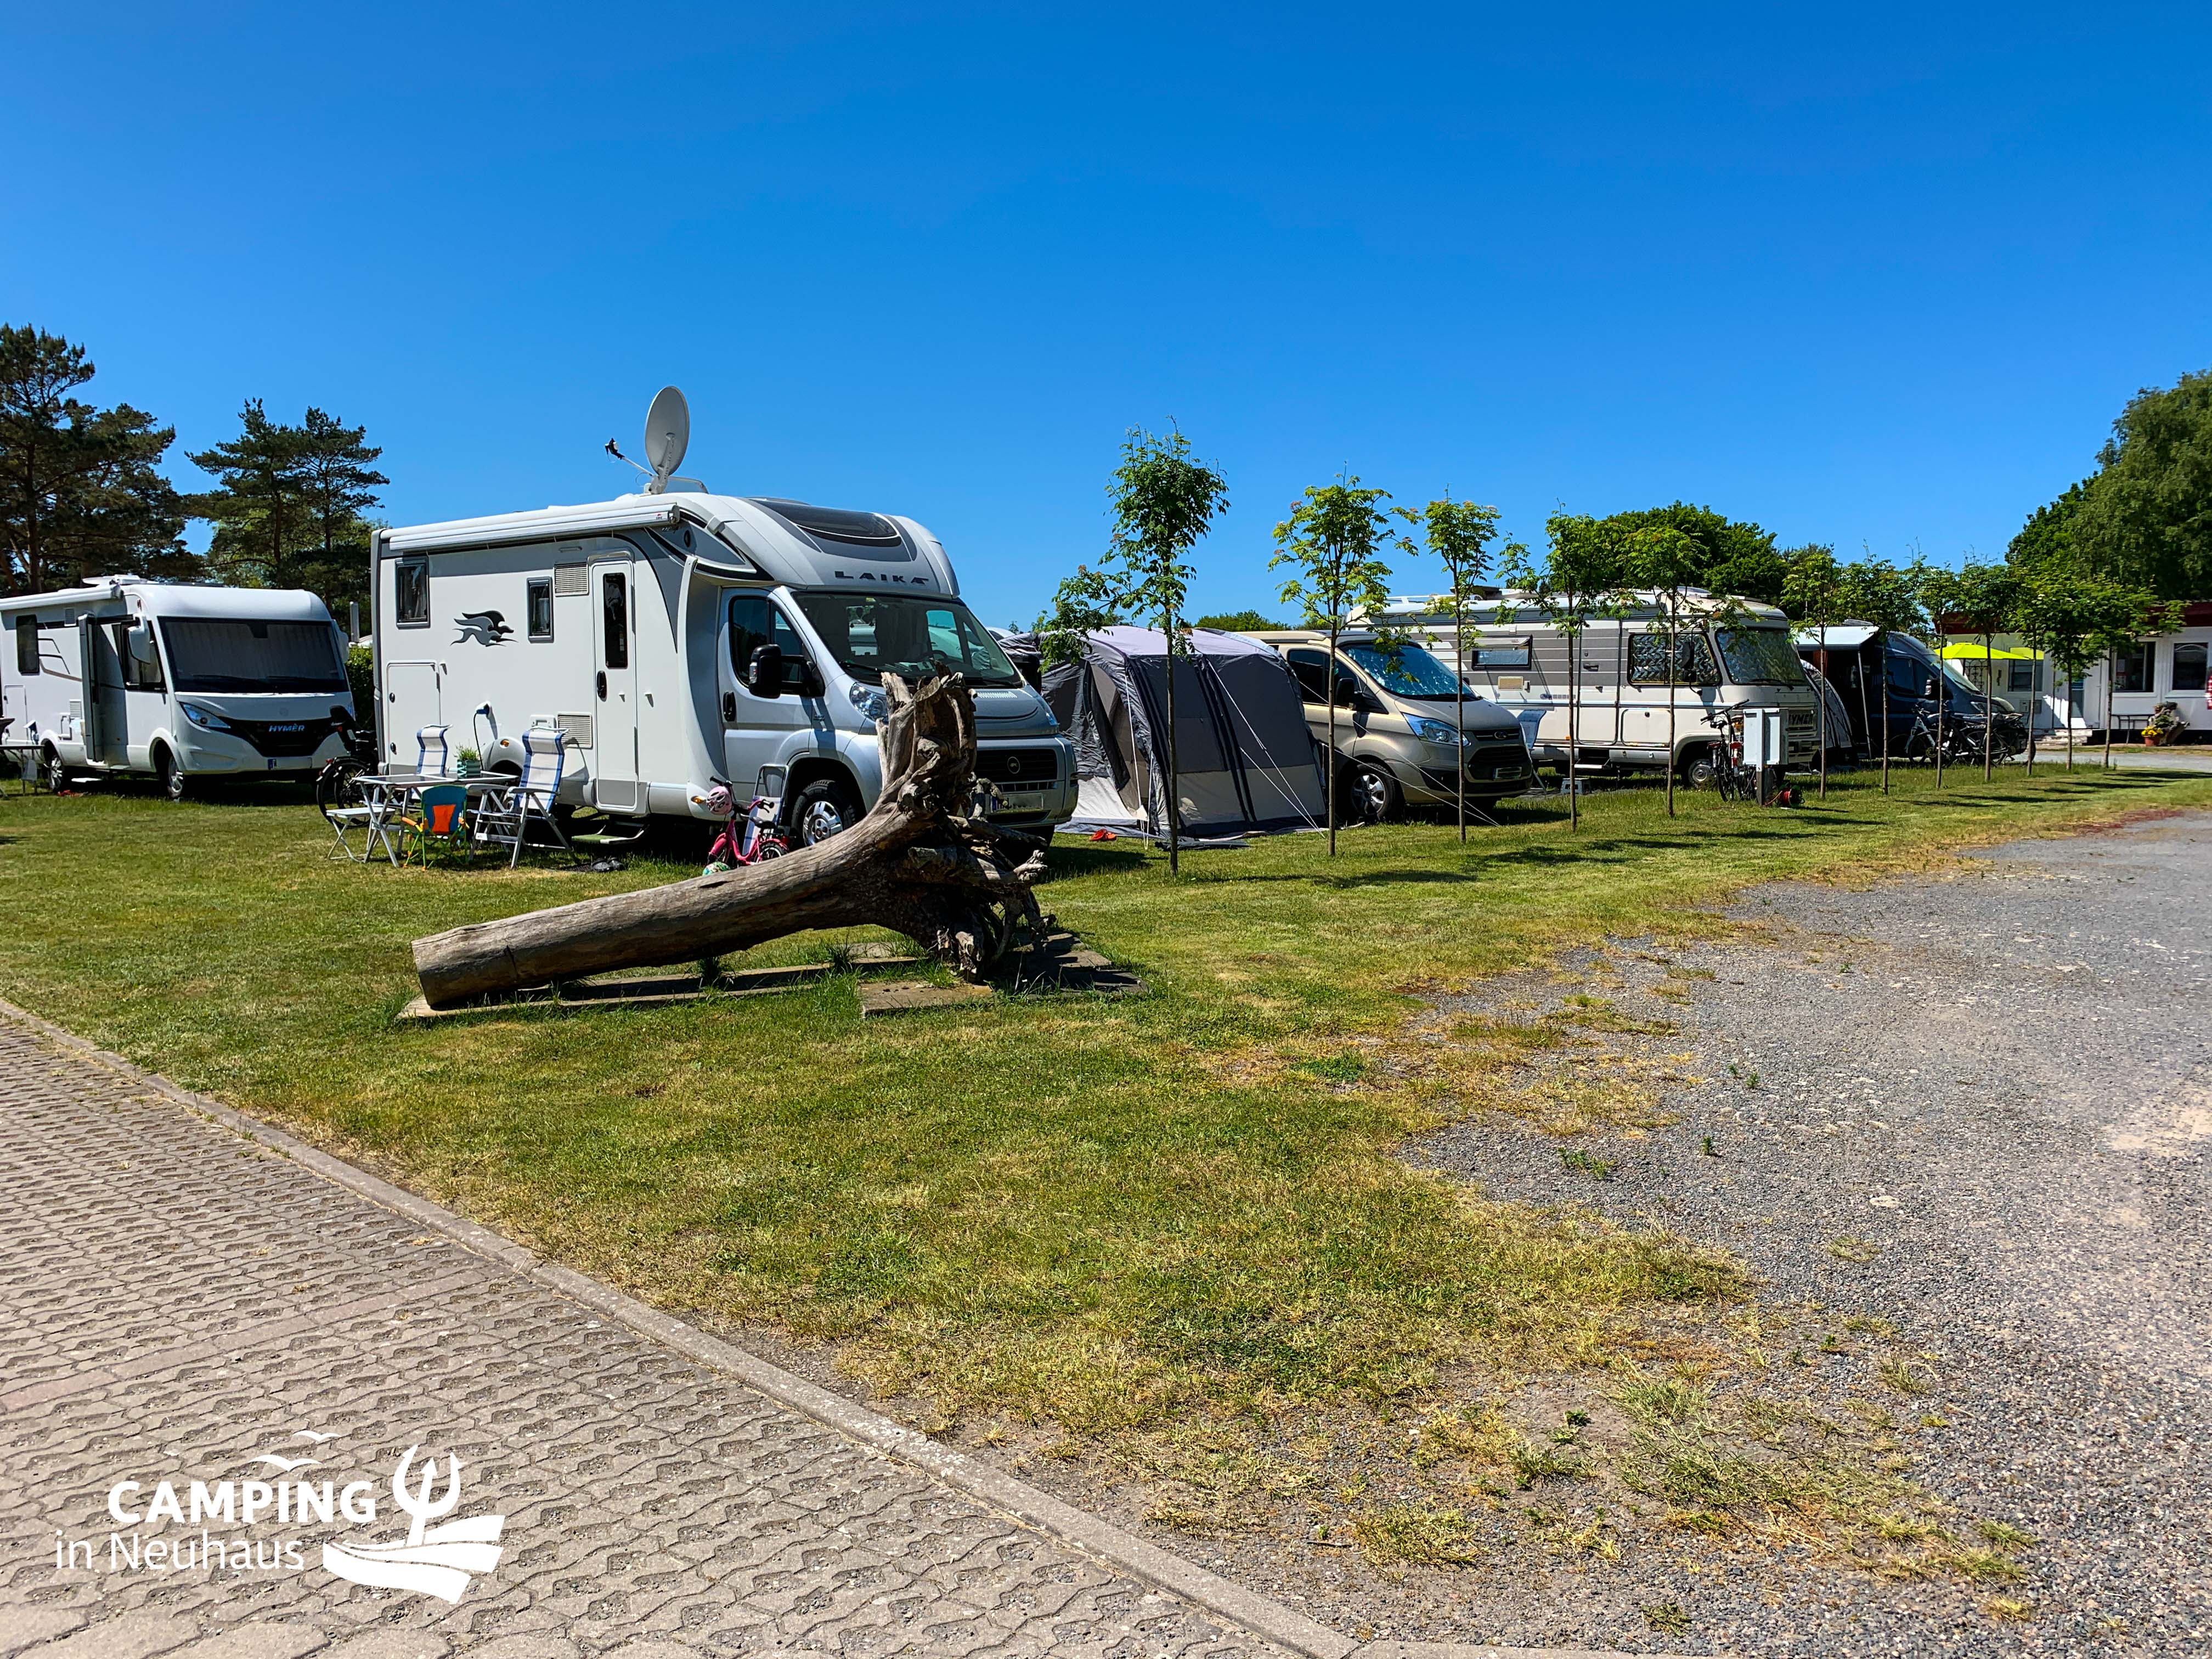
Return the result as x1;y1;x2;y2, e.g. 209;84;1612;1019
1042;627;1328;838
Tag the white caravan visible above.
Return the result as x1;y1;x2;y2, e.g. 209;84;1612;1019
1;578;356;797
1374;590;1821;782
371;491;1076;843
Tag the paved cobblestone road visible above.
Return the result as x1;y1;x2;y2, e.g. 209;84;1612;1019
0;1019;1305;1659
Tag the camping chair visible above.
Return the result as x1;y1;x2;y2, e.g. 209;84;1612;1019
415;725;453;777
319;765;394;862
398;783;474;867
473;729;574;867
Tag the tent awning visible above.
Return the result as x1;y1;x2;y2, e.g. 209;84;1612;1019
1939;641;2042;662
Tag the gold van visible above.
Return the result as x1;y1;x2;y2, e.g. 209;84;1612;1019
1243;630;1534;821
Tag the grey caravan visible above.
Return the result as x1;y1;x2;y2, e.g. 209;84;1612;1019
1378;590;1821;784
373;493;1076;843
1;578;355;798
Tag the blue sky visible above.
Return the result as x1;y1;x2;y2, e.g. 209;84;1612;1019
4;3;2208;625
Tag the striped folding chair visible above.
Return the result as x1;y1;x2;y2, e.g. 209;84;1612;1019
475;729;574;867
415;725;453;777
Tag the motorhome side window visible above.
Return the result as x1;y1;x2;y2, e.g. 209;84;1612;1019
14;617;38;675
601;572;629;668
1469;636;1531;669
1888;656;1933;698
1628;631;1720;686
726;594;811;693
526;579;554;642
116;622;164;691
394;559;429;627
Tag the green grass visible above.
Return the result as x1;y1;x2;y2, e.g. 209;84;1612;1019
2;765;2203;1460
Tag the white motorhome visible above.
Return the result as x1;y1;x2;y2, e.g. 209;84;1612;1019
1375;590;1821;782
371;491;1077;843
1;578;356;797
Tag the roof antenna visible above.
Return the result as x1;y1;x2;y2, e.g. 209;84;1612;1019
606;386;694;494
604;437;651;483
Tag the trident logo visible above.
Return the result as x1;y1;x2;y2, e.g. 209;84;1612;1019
321;1443;506;1603
392;1446;462;1545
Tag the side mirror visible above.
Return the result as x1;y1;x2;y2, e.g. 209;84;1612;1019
746;645;785;698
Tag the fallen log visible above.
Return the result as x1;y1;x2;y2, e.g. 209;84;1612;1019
410;673;1049;1007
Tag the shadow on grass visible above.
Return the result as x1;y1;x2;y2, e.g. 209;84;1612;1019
1045;843;1153;876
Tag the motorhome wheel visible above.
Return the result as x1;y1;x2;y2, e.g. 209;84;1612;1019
153;746;188;802
792;776;864;847
1346;761;1401;824
38;746;67;792
1682;745;1720;789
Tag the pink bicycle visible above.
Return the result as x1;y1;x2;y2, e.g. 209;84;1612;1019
702;783;788;873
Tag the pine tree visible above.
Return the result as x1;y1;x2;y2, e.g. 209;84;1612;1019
190;401;384;614
0;325;189;594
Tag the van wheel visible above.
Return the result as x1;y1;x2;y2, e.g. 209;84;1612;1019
790;776;864;847
1682;746;1721;789
1345;761;1401;824
153;746;189;802
38;746;67;792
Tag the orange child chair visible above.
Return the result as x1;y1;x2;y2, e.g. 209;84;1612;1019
399;783;473;867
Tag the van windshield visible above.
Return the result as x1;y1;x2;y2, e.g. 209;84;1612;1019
160;618;347;694
1342;642;1466;699
1714;628;1803;686
793;592;1024;688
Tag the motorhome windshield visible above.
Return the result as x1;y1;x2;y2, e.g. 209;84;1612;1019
793;592;1024;689
1343;642;1466;699
1714;628;1802;685
159;618;347;694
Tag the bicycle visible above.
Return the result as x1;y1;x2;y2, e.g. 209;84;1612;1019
702;783;789;874
1699;711;1759;802
1906;708;1993;766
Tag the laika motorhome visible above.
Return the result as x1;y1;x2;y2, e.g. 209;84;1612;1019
1375;590;1821;783
0;578;356;797
371;391;1075;843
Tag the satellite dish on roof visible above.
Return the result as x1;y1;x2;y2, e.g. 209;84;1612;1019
641;386;690;494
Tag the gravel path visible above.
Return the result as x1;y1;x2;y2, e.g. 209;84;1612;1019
1400;806;2211;1655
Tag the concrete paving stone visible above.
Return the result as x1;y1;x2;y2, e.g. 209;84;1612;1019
0;1014;1341;1659
14;1612;198;1659
448;1640;577;1659
170;1625;329;1659
0;1611;88;1656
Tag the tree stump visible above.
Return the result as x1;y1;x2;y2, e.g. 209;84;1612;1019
410;674;1051;1007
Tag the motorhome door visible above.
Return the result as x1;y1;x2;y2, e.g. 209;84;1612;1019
592;561;644;811
383;660;443;766
77;616;128;766
718;591;815;798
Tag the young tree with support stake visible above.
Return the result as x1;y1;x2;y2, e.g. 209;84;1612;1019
1938;561;2024;781
1835;556;1927;794
1272;477;1402;857
1781;544;1845;800
1502;516;1628;832
1627;523;1706;817
1405;495;1500;842
2011;571;2170;772
1093;427;1231;877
